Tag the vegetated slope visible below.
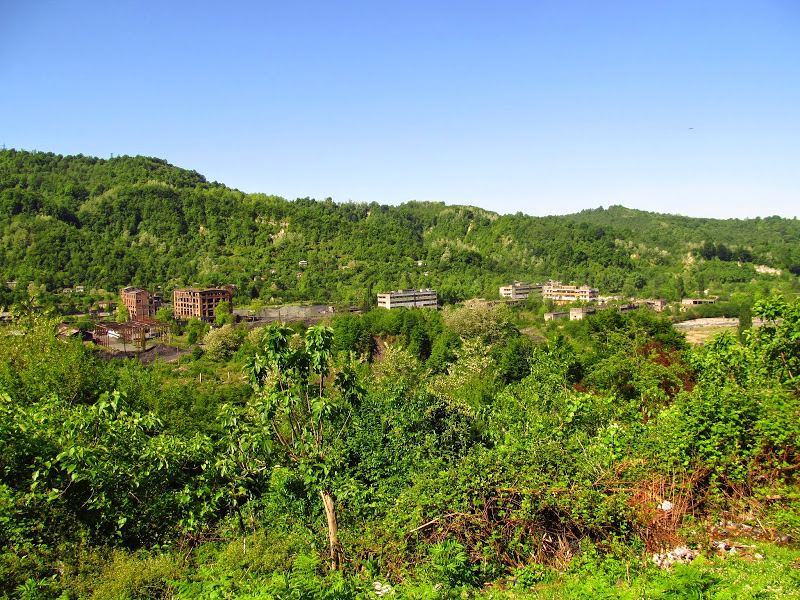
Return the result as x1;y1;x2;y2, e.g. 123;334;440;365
1;149;798;305
563;205;800;274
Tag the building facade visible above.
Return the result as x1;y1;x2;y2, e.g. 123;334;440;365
681;298;716;307
173;288;233;321
544;311;569;321
120;287;162;321
499;281;543;300
543;282;599;304
569;306;598;320
641;298;668;312
680;297;716;312
377;289;438;309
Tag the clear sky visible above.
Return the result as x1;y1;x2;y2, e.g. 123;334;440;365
2;0;799;219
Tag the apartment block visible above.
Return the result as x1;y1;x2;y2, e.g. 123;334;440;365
120;287;163;321
499;281;543;300
377;289;438;309
543;282;599;304
544;311;569;321
681;297;716;307
570;306;597;320
173;287;233;321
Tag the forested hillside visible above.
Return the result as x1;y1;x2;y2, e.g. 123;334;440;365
564;205;800;274
2;149;799;306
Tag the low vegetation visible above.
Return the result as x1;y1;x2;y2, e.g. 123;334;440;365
0;294;798;598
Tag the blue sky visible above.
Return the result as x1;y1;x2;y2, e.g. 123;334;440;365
2;0;799;219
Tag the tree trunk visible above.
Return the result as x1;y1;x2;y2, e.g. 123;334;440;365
319;488;340;570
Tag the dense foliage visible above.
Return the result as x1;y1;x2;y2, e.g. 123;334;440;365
1;295;799;598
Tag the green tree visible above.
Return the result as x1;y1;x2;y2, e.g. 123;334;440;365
696;273;706;296
0;388;214;590
749;295;800;383
74;315;95;333
154;307;174;322
700;241;717;260
185;318;208;345
214;300;235;326
737;301;753;340
245;323;363;570
497;335;535;384
115;303;129;323
202;324;242;362
441;303;517;345
676;275;686;300
716;242;732;262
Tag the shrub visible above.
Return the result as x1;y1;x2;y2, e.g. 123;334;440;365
203;324;243;362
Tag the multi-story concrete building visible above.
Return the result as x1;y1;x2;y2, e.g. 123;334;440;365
377;289;438;309
499;281;543;300
173;287;233;321
543;282;599;304
120;287;163;321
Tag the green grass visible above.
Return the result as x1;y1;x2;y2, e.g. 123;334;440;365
483;543;800;600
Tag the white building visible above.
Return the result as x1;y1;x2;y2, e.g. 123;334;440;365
377;289;438;309
543;282;599;304
499;281;542;300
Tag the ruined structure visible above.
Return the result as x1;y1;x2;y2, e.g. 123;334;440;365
173;287;233;321
120;287;163;321
499;281;543;300
377;289;438;309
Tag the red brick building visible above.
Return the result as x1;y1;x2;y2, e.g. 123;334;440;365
173;288;233;321
120;287;162;321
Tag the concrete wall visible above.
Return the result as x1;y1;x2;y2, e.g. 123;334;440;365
233;304;334;321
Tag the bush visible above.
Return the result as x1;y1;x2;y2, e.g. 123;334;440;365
203;324;243;362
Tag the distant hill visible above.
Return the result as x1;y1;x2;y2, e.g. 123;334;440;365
1;150;798;305
563;205;800;265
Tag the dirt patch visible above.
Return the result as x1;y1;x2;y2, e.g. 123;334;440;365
520;327;547;343
371;336;386;362
673;318;766;345
683;327;733;345
673;318;739;345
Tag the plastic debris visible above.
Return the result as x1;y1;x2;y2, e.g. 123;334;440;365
373;582;394;597
652;545;700;569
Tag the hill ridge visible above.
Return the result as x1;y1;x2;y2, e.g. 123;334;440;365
1;149;799;305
